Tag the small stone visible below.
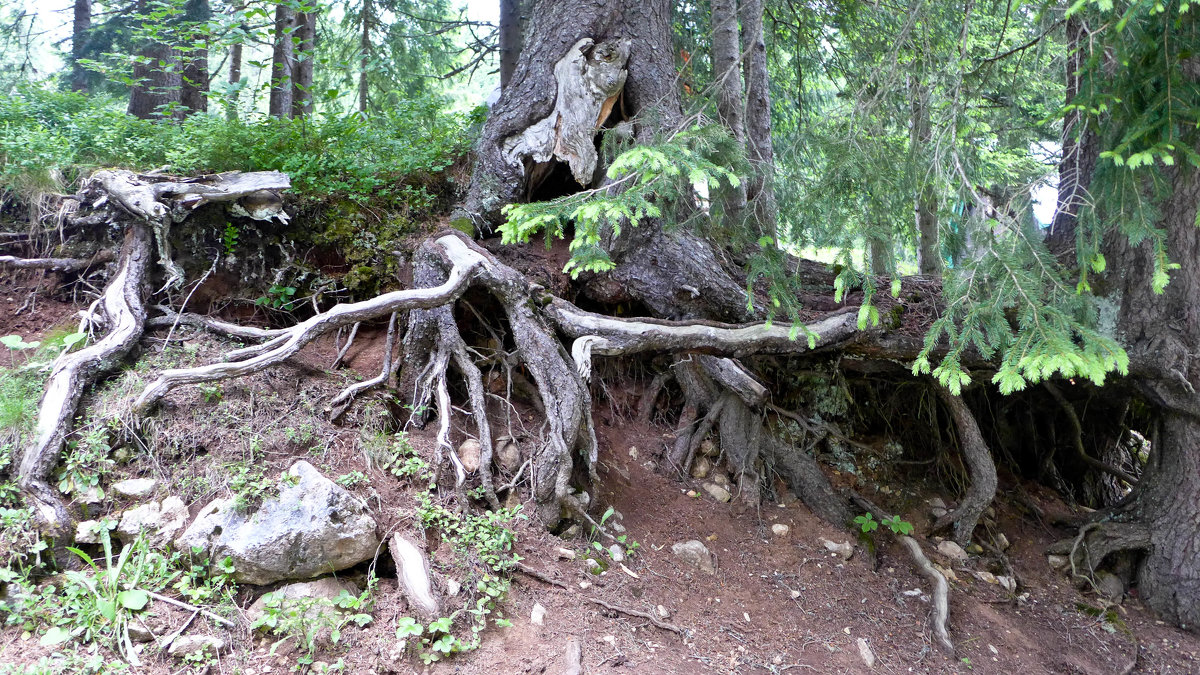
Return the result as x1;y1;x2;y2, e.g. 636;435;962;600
699;438;718;457
671;540;716;574
495;440;521;472
579;581;592;590
608;544;625;563
819;538;853;560
928;497;947;510
247;578;362;627
937;540;969;563
611;521;626;534
1096;571;1125;601
112;478;158;499
771;523;790;537
628;446;639;460
930;506;949;519
117;496;188;547
445;579;461;597
997;575;1016;593
686;490;699;498
556;547;576;560
530;602;546;625
561;524;581;539
966;543;984;555
690;456;712;479
995;533;1011;551
1047;554;1070;571
710;472;732;488
78;486;104;505
702;482;732;503
75;519;104;545
857;638;876;669
456;439;482;473
127;620;155;643
973;571;997;585
603;635;616;645
656;605;670;619
932;563;958;582
790;590;800;599
168;635;225;659
586;559;601;572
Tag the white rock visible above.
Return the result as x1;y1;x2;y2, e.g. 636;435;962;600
628;446;639;460
530;602;546;626
556;547;576;560
446;578;461;597
176;461;379;585
75;519;104;544
456;439;482;474
857;638;876;669
995;533;1011;551
671;540;715;574
390;533;439;619
494;440;521;472
117;496;188;547
1047;554;1070;571
790;590;800;599
247;578;361;626
702;482;732;503
168;635;225;659
710;471;732;488
997;575;1016;593
608;544;625;563
656;605;670;619
820;538;853;560
973;571;997;585
771;523;790;537
936;540;969;563
690;456;712;479
112;478;158;499
78;486;104;505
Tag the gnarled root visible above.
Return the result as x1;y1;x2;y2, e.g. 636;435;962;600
17;222;152;536
932;388;997;546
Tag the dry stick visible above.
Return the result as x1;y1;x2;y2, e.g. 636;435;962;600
851;492;953;654
682;394;731;476
146;306;289;340
584;597;685;634
328;312;398;418
0;251;114;271
159;608;199;652
331;321;360;368
435;373;468;488
162;255;219;350
1044;382;1139;485
145;591;235;628
514;561;568;588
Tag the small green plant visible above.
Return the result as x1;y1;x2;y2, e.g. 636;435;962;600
335;471;368;488
0;334;39;366
198;383;224;403
854;513;879;533
227;463;280;511
255;284;298;311
56;424;115;500
221;222;239;257
854;512;914;536
251;585;374;661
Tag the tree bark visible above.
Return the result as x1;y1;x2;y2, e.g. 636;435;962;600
740;0;777;237
292;9;316;117
358;0;372;113
70;0;91;93
911;79;941;275
1047;16;1097;257
711;0;747;223
127;0;183;120
499;0;522;90
180;0;211;115
269;3;296;118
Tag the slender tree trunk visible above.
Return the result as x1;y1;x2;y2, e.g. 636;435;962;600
180;0;211;115
740;0;777;238
499;0;523;89
269;3;296;118
70;0;91;93
1047;16;1097;258
711;0;747;224
868;227;892;276
911;79;941;275
292;10;316;117
358;0;371;113
227;7;244;120
127;0;183;120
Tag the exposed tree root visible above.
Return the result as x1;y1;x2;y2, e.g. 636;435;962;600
584;596;685;635
328;312;399;421
1044;382;1140;486
852;493;953;654
933;389;998;546
0;251;114;272
145;306;290;340
17;222;151;536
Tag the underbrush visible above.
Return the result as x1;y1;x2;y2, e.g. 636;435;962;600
0;85;475;206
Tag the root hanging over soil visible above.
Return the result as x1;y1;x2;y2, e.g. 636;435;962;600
933;388;998;545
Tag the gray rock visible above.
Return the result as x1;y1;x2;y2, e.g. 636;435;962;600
117;496;188;547
112;478;158;499
1096;571;1125;602
495;440;521;472
1047;554;1070;571
690;456;713;479
937;540;969;563
247;577;361;626
995;533;1011;551
820;538;853;560
175;461;379;585
771;523;790;537
710;472;732;488
702;482;732;503
671;540;715;574
457;439;481;474
608;544;625;563
168;635;225;659
75;519;105;545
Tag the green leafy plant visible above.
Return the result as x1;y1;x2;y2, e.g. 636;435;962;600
221;222;239;257
251;585;374;661
1;334;39;366
854;513;880;533
335;471;368;488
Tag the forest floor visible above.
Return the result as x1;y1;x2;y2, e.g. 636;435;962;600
2;269;1200;675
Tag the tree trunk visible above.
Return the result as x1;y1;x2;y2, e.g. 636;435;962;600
292;10;316;117
127;0;183;120
358;0;372;113
499;0;522;89
911;79;940;275
70;0;91;93
868;226;892;276
740;0;777;238
269;3;296;118
180;0;211;115
227;10;243;120
711;0;747;224
1102;155;1200;629
1047;16;1097;257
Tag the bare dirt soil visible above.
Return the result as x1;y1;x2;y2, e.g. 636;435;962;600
2;281;1199;675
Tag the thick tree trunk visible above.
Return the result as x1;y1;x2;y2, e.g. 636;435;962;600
358;0;371;113
292;10;316;117
868;227;892;276
1103;155;1200;629
740;0;777;237
70;0;91;93
269;3;296;118
180;0;211;115
128;0;183;120
499;0;522;89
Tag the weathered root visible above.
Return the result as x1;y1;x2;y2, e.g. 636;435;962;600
328;313;399;420
764;431;852;526
1044;382;1140;486
132;255;481;415
17;222;152;535
146;305;290;340
1049;520;1151;580
933;388;998;546
852;493;953;654
331;321;361;369
0;250;114;272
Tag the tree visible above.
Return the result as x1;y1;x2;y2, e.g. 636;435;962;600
179;0;211;115
498;0;522;89
127;0;183;119
268;2;295;117
70;0;92;93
